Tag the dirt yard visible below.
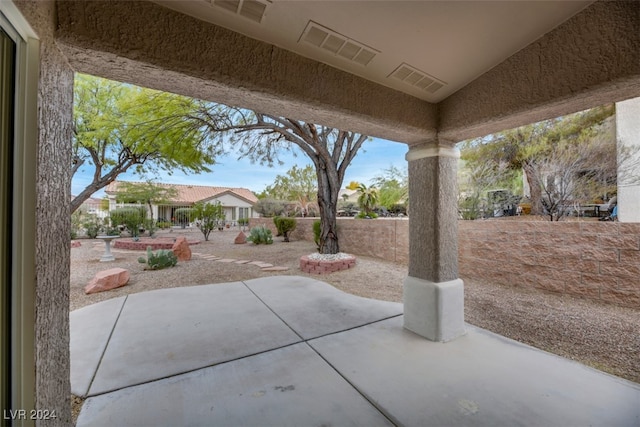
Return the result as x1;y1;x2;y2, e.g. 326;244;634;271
71;226;640;384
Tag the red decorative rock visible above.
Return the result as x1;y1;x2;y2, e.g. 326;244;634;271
71;240;81;248
172;236;192;261
85;268;130;294
234;232;247;244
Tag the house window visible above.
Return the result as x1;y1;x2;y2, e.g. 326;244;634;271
238;207;249;219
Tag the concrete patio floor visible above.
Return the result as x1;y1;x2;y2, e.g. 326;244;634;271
71;276;640;426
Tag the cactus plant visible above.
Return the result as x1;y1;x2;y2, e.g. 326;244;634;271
246;226;273;245
138;246;178;270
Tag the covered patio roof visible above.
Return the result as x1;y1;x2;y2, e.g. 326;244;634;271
4;0;639;424
53;0;640;144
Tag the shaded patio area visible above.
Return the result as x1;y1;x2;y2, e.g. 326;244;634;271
71;276;639;426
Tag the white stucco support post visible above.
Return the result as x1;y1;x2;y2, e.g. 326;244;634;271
403;141;465;342
616;97;640;222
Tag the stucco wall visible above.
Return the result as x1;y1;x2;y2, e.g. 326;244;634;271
15;1;74;424
54;0;436;145
251;218;640;308
440;0;640;142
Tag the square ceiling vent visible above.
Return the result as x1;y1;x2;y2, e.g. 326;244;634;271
299;21;378;66
389;63;446;94
212;0;270;23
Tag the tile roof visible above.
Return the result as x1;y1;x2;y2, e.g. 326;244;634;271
105;181;258;205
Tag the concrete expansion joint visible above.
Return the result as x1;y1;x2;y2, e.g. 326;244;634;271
86;295;129;397
303;339;400;427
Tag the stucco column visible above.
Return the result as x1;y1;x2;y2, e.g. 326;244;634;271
403;140;465;342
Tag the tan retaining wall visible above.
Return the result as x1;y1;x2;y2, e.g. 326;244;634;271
458;221;640;308
249;218;640;308
250;217;409;264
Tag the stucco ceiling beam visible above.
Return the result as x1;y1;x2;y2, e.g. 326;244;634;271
438;0;640;143
54;0;436;145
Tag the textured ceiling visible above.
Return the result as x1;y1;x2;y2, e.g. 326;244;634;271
154;0;593;102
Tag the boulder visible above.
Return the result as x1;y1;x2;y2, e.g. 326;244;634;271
85;268;130;294
234;232;247;244
171;236;192;261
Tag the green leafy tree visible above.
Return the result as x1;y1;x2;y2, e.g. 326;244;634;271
254;198;287;217
114;180;178;224
263;164;318;216
71;74;221;213
191;201;225;241
76;82;370;253
457;155;520;219
110;207;147;237
193;109;369;254
460;105;616;217
371;166;408;211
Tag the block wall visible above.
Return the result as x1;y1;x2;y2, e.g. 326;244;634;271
458;221;640;308
250;218;640;307
249;217;409;264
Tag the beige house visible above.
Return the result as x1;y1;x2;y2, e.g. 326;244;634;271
105;181;258;224
2;0;638;422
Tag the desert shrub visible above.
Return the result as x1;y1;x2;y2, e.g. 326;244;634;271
389;203;407;216
274;217;297;242
246;226;273;245
137;246;178;270
192;201;225;241
458;196;483;220
237;218;249;227
254;198;287;217
273;216;283;236
110;207;147;237
356;211;378;219
313;220;321;250
83;216;102;238
143;218;158;237
157;221;173;229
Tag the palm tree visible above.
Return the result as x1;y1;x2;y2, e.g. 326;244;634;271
356;183;378;217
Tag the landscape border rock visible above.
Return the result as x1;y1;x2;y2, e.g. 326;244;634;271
172;236;192;261
84;268;130;294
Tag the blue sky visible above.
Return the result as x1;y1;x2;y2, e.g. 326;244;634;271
71;137;408;198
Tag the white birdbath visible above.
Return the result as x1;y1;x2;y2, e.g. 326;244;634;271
96;235;117;262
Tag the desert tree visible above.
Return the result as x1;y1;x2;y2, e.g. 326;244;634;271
191;201;225;241
263;164;318;217
113;180;178;224
189;108;369;254
71;74;221;213
460;105;616;217
347;182;379;218
370;165;409;212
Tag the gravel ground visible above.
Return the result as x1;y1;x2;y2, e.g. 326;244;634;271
71;227;640;385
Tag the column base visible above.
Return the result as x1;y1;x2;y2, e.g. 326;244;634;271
403;276;465;342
